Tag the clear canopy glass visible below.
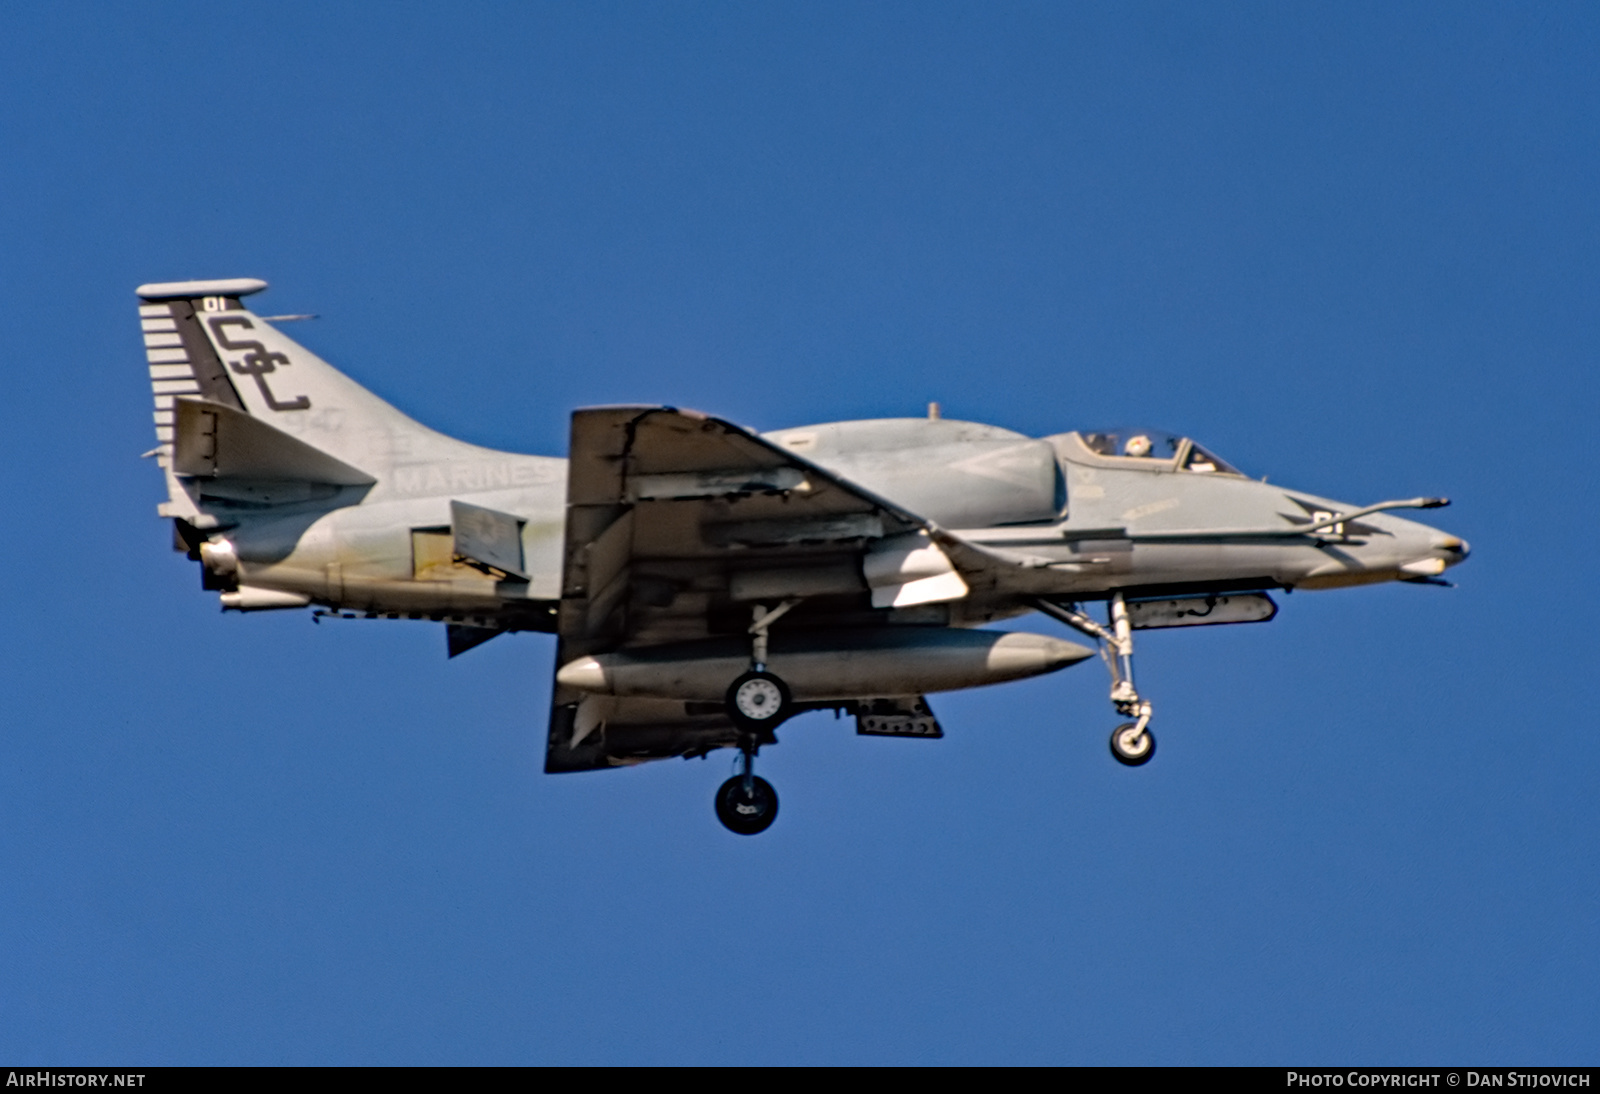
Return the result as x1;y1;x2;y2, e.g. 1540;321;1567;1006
1079;428;1242;475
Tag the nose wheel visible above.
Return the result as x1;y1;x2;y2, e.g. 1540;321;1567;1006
1110;719;1155;766
716;743;779;835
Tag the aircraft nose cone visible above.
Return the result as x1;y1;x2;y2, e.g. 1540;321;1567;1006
1432;533;1470;563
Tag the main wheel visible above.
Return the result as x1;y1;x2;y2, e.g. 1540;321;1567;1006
725;670;792;732
1110;722;1155;766
715;774;779;835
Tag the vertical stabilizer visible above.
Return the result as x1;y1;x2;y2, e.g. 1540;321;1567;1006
134;278;482;480
135;279;260;461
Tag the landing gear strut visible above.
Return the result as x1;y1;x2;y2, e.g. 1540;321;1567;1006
715;740;779;835
724;600;799;733
715;601;798;834
1034;592;1155;766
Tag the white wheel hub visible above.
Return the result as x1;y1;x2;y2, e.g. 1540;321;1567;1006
734;678;784;720
1114;725;1151;759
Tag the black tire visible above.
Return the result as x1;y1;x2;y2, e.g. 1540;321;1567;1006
715;774;780;835
1110;722;1155;766
725;670;792;733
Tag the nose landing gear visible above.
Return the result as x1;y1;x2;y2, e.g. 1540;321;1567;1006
1110;719;1155;765
1034;592;1156;767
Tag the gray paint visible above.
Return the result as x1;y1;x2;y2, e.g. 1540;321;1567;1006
136;278;1469;774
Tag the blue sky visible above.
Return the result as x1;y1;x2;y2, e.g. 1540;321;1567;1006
1;1;1596;1064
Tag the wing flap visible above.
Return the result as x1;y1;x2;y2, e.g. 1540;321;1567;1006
558;407;934;654
545;693;741;772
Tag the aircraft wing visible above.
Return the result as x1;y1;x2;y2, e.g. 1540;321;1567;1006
545;406;998;771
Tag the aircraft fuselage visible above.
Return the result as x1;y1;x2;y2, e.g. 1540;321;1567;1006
205;416;1465;626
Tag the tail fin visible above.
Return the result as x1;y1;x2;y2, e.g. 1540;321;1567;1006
136;278;261;461
135;277;473;476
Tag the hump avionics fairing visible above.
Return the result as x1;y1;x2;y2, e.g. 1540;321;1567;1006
133;278;1469;834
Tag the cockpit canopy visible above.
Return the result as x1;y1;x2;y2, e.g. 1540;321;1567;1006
1078;428;1243;475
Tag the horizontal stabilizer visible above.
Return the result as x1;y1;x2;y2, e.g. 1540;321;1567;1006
173;399;375;485
137;278;268;300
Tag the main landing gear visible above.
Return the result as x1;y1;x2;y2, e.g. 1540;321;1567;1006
1034;592;1156;767
724;599;799;733
716;743;779;836
715;601;799;835
726;669;791;732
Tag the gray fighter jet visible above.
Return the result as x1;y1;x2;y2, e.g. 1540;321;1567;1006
134;277;1469;834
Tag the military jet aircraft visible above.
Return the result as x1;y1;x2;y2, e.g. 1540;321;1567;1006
134;277;1469;834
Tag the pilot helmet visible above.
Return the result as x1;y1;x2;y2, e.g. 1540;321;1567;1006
1124;434;1153;458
